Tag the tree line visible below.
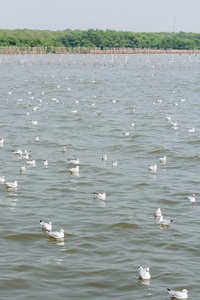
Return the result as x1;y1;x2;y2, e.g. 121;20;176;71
0;29;200;50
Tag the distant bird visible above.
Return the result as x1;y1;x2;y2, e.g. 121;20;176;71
24;150;31;157
171;121;178;126
158;214;173;226
112;162;118;167
93;192;106;201
138;265;151;280
171;126;179;130
187;128;195;133
123;132;130;136
62;146;66;153
0;138;4;145
188;194;195;203
12;149;23;156
20;166;26;172
69;166;79;173
180;99;186;103
43;160;48;166
35;137;40;142
110;99;116;103
26;160;36;166
154;208;162;218
167;288;189;299
174;103;179;107
47;229;65;239
6;181;18;189
40;220;52;231
102;155;107;161
0;176;5;183
71;110;77;113
159;156;167;163
30;120;38;125
68;158;80;165
157;99;162;103
166;116;171;122
96;111;102;116
148;164;157;172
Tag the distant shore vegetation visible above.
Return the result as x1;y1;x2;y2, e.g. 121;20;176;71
1;29;200;51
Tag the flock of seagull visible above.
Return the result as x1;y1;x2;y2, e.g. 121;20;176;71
0;62;197;299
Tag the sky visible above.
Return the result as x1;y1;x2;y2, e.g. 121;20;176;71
0;0;200;33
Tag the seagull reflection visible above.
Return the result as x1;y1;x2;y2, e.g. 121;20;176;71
138;278;150;286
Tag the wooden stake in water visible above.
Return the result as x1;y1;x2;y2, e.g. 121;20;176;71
69;55;71;66
18;53;21;64
112;54;114;66
32;53;34;65
179;54;181;68
25;52;27;65
195;54;199;68
48;53;50;65
59;54;63;65
103;55;106;66
188;53;191;68
145;56;148;68
124;55;127;67
153;65;156;76
40;53;42;65
83;55;85;66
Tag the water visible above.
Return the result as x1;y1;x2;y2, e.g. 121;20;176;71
0;54;199;300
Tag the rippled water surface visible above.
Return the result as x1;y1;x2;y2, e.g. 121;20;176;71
0;54;199;299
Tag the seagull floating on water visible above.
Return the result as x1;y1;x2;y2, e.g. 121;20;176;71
69;166;79;173
26;160;36;166
20;166;26;172
112;162;118;167
0;176;5;183
0;139;4;145
47;229;65;239
167;288;189;299
68;158;80;165
159;214;173;226
149;164;157;172
12;149;23;156
30;120;38;125
40;220;52;231
159;156;167;163
138;265;151;280
166;116;171;122
6;181;18;189
93;192;106;200
35;137;40;142
123;132;130;136
43;160;48;166
188;194;195;203
187;128;195;133
102;155;107;161
154;208;162;218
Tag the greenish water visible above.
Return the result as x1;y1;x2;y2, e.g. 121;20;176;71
0;54;199;299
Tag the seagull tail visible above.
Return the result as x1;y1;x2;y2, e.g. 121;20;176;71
170;219;174;222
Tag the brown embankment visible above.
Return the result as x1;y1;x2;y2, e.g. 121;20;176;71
1;46;200;54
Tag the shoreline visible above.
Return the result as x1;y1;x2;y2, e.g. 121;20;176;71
1;46;200;55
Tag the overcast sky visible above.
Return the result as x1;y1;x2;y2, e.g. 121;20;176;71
0;0;200;33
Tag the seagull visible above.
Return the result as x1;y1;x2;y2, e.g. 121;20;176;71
110;99;116;103
154;208;162;218
0;176;5;183
112;162;118;167
123;132;130;136
24;150;31;157
40;220;52;231
20;166;26;172
43;160;48;166
159;214;173;226
68;158;80;165
171;126;179;130
69;166;79;173
96;111;102;116
0;138;4;145
181;99;186;103
157;99;162;103
167;288;190;299
12;149;23;156
171;121;178;126
93;192;106;200
71;110;77;113
47;229;65;239
35;137;40;142
62;146;66;153
102;155;107;161
159;156;167;163
138;265;151;280
166;116;171;122
149;164;157;172
26;160;36;166
174;103;179;107
30;120;38;125
6;181;18;189
187;128;195;133
188;194;195;203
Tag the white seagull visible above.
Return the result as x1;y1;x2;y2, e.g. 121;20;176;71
167;288;190;299
158;214;173;226
43;160;48;166
159;156;167;163
187;128;195;133
40;220;52;231
6;181;18;189
123;132;130;136
12;149;23;156
26;160;36;166
154;208;162;218
68;158;80;165
35;137;40;142
0;138;4;145
62;146;66;153
166;116;171;122
47;229;65;239
138;265;151;280
188;194;195;203
30;120;38;125
0;176;5;183
149;164;157;172
69;166;79;173
102;155;107;161
93;192;106;200
112;162;118;167
20;166;26;172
